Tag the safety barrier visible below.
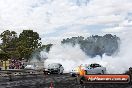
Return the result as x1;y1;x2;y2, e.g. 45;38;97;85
0;69;45;81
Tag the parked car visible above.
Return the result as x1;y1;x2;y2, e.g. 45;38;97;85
46;63;64;74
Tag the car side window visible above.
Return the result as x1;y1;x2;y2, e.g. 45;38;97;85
90;64;101;68
95;64;101;67
90;64;94;68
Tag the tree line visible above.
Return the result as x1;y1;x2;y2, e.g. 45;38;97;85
61;34;120;58
0;30;52;61
0;30;120;61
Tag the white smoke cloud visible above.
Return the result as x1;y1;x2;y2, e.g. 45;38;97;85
43;31;132;74
44;28;132;73
44;44;88;72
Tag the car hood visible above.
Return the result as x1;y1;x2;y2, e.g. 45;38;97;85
48;67;59;69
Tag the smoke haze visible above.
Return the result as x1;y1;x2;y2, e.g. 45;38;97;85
44;30;132;74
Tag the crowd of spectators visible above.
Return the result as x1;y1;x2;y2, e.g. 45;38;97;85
9;59;25;69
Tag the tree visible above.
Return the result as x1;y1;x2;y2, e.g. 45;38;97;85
0;30;16;43
0;30;18;60
61;34;120;57
0;30;18;52
0;50;10;60
17;30;42;60
39;44;53;52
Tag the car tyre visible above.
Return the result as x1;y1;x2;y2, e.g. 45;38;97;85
58;70;61;74
60;71;63;75
71;74;76;77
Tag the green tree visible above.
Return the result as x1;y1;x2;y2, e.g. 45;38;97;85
0;50;10;60
40;44;53;52
0;30;18;60
17;30;42;60
0;30;18;52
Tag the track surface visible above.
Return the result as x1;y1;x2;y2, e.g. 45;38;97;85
0;73;131;88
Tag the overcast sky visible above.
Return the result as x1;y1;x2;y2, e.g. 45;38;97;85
0;0;132;44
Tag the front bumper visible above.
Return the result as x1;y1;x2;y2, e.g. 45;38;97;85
70;72;79;76
48;69;59;73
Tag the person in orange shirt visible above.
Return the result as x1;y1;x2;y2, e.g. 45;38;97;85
78;64;85;76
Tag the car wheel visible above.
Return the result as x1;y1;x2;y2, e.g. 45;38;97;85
58;70;61;74
60;70;63;75
71;74;76;77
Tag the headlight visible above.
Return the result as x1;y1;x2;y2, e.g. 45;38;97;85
45;68;48;71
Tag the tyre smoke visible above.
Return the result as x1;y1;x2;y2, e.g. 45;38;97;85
43;30;132;74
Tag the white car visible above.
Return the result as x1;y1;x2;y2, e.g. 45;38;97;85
70;67;79;77
85;63;106;74
70;65;86;77
70;63;106;76
46;63;64;74
25;64;38;70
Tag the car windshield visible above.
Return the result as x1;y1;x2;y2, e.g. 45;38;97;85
89;63;101;68
48;63;60;68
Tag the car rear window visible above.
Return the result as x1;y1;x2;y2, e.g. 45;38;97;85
48;63;60;68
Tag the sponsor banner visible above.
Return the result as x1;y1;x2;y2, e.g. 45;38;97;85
84;74;130;83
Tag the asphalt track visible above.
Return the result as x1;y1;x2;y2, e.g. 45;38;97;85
0;73;131;88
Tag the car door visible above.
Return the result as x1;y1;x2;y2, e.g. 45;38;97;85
90;64;98;74
92;64;102;74
85;65;95;74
